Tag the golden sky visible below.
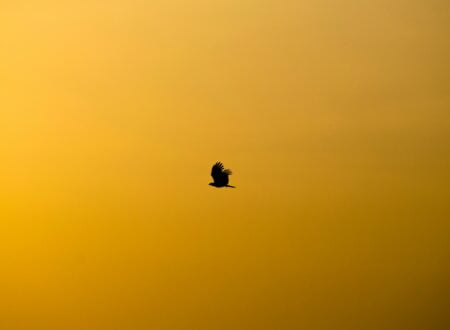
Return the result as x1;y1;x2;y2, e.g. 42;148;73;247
1;1;450;329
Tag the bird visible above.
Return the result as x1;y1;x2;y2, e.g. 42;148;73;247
209;162;236;188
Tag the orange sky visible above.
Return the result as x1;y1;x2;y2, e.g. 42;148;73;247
1;1;449;329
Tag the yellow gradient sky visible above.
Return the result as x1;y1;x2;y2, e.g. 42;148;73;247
1;1;450;329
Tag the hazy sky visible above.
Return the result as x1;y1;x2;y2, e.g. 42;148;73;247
1;1;450;329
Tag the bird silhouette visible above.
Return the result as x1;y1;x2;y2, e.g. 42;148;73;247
209;162;235;188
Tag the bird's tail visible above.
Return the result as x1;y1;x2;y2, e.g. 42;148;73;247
226;185;236;188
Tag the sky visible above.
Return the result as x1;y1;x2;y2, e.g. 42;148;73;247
1;1;450;329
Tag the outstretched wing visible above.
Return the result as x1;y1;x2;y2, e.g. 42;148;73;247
211;162;231;185
211;162;224;182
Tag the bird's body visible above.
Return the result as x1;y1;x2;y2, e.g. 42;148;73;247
209;162;235;188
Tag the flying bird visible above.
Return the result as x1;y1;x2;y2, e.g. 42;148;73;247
209;162;236;188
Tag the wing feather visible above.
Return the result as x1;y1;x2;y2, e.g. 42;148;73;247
211;162;224;177
211;162;232;186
